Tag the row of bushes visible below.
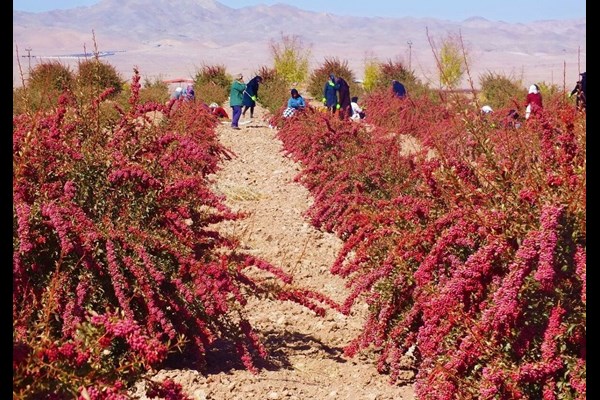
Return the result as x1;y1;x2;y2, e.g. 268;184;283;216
273;88;586;398
16;51;579;123
13;49;585;398
13;68;340;398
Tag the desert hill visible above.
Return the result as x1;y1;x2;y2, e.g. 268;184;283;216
13;0;586;89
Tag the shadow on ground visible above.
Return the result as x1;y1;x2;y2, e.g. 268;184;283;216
163;326;348;374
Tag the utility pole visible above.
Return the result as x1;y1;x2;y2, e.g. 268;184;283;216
24;48;32;71
407;41;413;71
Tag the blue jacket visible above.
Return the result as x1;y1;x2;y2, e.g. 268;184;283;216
323;77;340;107
287;95;305;109
392;81;406;98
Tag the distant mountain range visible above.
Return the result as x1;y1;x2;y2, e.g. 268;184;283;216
13;0;586;89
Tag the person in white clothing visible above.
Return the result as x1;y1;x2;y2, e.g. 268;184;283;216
172;86;183;100
350;96;365;121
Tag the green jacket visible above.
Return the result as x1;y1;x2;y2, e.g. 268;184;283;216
229;80;246;107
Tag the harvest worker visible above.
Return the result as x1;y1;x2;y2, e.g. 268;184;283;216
336;76;352;120
525;84;543;120
392;80;407;98
182;84;195;101
322;73;340;114
209;102;229;119
283;88;306;118
229;73;246;130
172;86;183;100
481;105;493;114
242;75;263;119
350;96;365;120
569;71;586;111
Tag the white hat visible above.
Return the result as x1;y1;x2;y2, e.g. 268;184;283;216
481;105;493;114
209;102;218;108
175;87;182;93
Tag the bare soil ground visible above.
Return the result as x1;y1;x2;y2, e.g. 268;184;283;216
133;102;417;399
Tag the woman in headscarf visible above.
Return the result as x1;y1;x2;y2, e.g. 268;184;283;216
242;75;263;119
525;84;543;119
336;76;352;120
283;88;305;118
184;84;195;101
229;73;246;129
287;88;305;110
172;86;183;100
322;73;340;114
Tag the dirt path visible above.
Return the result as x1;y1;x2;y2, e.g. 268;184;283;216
140;104;416;400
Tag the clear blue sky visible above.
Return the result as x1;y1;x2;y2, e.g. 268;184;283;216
13;0;586;22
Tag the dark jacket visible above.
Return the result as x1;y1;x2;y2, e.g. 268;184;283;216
570;72;586;110
242;76;261;107
336;77;352;118
323;76;340;107
392;80;406;98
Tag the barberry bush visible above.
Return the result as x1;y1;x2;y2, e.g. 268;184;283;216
252;66;290;116
369;58;425;97
307;57;362;101
13;60;76;115
75;58;124;100
139;76;170;105
478;71;524;110
192;63;230;105
276;87;586;399
13;67;338;399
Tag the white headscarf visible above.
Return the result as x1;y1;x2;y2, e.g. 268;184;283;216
528;84;538;94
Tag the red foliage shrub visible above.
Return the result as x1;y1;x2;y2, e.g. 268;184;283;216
276;87;586;398
13;68;339;398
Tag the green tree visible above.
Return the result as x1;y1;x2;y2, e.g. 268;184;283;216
270;34;311;85
428;30;468;90
439;33;465;89
362;57;381;92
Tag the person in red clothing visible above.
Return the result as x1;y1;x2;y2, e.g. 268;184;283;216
209;102;229;119
525;84;543;119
